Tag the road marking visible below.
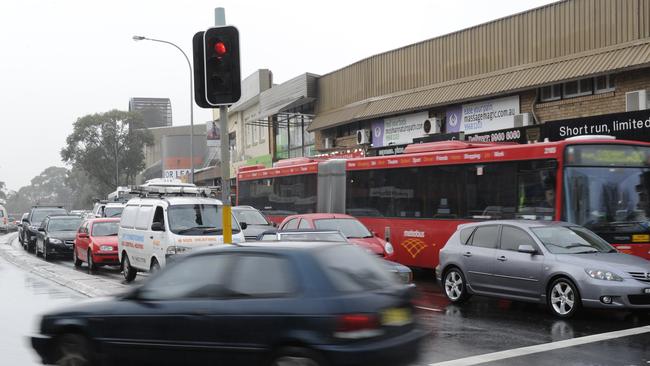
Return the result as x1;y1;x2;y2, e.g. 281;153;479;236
416;306;443;312
428;325;650;366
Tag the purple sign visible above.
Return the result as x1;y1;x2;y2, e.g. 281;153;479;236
446;105;462;133
371;119;384;146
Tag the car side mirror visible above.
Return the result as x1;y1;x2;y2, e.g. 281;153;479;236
151;222;165;232
240;222;248;230
78;233;89;239
38;227;45;232
518;244;537;254
272;222;278;228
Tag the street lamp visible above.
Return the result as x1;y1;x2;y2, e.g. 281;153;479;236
133;35;195;183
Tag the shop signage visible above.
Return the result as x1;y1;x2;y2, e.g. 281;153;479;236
466;126;542;144
163;169;191;179
446;96;519;134
371;111;429;147
544;110;650;141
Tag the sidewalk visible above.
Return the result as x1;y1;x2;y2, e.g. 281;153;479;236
0;233;129;298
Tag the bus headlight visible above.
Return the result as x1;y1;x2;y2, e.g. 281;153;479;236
384;241;394;255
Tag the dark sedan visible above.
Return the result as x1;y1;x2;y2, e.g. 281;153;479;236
31;243;425;366
35;215;83;261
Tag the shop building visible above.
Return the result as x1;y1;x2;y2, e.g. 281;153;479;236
309;0;650;153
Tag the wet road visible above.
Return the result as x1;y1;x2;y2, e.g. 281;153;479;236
2;233;650;365
0;254;83;365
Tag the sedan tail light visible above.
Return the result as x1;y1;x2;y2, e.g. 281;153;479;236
334;314;383;339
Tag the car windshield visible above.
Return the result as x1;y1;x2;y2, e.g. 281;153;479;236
48;218;82;232
278;232;347;242
564;145;650;234
531;226;616;254
32;209;67;223
233;209;269;225
314;218;372;238
92;222;119;236
168;204;240;236
315;245;398;292
104;207;124;218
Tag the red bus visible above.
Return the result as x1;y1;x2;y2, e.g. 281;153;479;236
237;137;650;268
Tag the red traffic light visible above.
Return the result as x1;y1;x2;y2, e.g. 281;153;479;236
214;41;227;56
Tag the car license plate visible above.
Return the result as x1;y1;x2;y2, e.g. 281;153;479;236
381;308;412;326
644;288;650;294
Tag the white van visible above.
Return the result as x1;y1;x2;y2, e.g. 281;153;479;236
118;195;245;282
0;204;8;233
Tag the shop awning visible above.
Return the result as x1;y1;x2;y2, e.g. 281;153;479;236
309;39;650;131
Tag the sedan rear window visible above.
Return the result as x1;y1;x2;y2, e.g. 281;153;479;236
315;245;398;292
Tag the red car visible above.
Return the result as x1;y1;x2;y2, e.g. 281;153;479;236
279;213;395;260
73;218;120;271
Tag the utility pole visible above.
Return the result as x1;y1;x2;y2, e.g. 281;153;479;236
215;7;232;244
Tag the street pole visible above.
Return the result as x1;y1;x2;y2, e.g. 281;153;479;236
215;7;232;244
132;36;195;183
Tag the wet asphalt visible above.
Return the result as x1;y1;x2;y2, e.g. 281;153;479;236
2;233;650;366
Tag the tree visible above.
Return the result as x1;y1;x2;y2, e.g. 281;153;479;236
4;166;74;213
61;110;153;193
0;180;6;200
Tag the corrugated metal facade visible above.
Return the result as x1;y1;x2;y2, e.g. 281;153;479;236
315;0;650;125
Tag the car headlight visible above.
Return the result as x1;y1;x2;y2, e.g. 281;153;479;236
585;268;623;281
49;238;63;244
384;241;394;255
166;246;191;255
100;245;113;252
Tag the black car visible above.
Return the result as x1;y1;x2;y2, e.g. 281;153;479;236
35;215;83;261
31;243;425;366
20;205;67;252
232;205;276;241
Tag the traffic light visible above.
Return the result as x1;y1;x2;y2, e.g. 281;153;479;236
199;26;241;106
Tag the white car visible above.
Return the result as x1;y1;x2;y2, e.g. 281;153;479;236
118;195;245;282
0;204;8;233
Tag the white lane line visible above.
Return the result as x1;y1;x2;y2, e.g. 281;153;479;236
428;325;650;366
416;306;443;312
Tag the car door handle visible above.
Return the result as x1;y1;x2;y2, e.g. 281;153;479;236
497;256;507;261
463;252;472;257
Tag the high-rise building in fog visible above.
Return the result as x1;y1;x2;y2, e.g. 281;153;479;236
129;97;172;128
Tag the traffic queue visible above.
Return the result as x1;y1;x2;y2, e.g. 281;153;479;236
5;173;648;366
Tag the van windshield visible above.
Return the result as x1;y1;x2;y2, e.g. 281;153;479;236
168;204;241;236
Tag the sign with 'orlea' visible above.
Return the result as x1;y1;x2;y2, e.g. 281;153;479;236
446;95;519;134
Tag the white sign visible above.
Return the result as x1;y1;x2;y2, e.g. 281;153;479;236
163;169;191;179
447;96;519;134
372;111;428;147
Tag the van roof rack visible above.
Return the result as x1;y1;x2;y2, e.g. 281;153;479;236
127;185;219;198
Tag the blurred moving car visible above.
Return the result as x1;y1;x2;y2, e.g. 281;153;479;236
259;229;413;284
31;243;424;366
35;215;83;261
74;218;120;272
437;220;650;318
21;205;68;252
232;205;276;241
279;213;395;259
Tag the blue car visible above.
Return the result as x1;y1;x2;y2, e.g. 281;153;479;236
32;242;425;366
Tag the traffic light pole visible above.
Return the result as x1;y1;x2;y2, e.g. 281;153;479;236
215;7;232;244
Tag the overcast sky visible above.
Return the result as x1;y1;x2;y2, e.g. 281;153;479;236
0;0;557;191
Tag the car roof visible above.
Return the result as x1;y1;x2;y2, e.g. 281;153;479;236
126;196;223;206
284;213;356;221
191;241;346;256
232;205;257;210
457;220;574;230
47;214;82;219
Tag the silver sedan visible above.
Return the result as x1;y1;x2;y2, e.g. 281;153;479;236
436;220;650;318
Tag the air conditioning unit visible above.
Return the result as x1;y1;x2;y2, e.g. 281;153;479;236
356;129;371;145
323;137;333;149
513;113;533;127
423;117;441;135
626;90;648;111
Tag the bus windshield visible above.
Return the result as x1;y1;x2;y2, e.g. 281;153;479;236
563;145;650;232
